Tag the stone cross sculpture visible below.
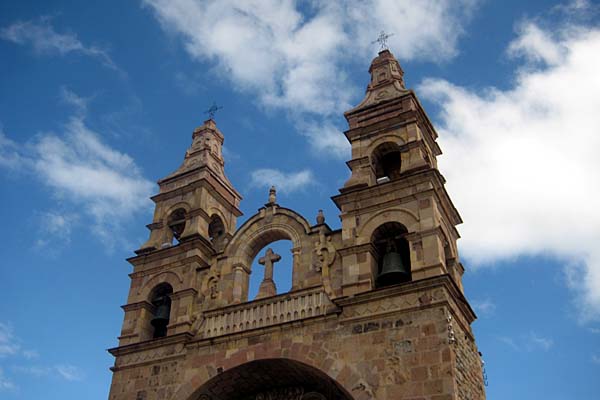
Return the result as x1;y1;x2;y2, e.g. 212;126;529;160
255;247;281;299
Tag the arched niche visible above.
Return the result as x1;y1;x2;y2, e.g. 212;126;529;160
371;222;412;287
208;213;226;250
138;282;173;340
222;208;313;302
186;359;354;400
370;141;403;182
160;202;192;247
357;207;419;245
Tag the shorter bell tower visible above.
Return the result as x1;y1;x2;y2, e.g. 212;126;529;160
115;118;241;346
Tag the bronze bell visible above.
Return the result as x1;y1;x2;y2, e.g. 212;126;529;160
377;242;410;287
151;296;171;328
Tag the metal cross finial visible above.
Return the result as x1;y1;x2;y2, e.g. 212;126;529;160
372;30;394;51
204;102;223;119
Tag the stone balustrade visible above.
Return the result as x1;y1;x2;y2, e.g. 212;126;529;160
201;288;337;338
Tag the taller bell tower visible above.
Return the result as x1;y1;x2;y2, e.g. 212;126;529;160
333;49;464;296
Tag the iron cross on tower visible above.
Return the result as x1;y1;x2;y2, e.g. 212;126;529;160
372;30;394;51
204;102;223;119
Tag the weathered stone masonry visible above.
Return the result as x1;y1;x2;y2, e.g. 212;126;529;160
108;49;486;400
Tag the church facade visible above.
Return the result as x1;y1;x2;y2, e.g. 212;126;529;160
108;50;486;400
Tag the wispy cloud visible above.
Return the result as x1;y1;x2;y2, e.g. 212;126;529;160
12;364;83;382
592;354;600;365
471;298;496;317
419;14;600;322
144;0;478;158
0;368;16;391
0;16;122;74
497;331;554;352
249;168;315;195
0;322;84;390
0;323;20;358
497;336;520;351
528;331;554;351
0;89;154;249
55;364;83;381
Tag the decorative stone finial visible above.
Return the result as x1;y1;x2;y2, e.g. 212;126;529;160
316;209;325;225
268;186;277;205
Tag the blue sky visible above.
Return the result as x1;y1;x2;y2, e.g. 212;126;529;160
1;0;599;399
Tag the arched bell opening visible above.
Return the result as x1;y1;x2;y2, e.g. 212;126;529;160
371;142;402;183
167;208;187;245
208;214;226;250
248;240;294;301
371;222;411;288
189;358;354;400
148;283;173;339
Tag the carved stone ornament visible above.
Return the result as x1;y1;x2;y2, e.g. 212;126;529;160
313;227;336;272
201;271;221;301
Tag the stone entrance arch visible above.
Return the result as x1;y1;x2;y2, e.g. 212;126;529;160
220;206;318;302
187;358;355;400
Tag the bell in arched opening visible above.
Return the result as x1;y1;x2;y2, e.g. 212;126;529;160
149;283;173;338
371;222;412;288
377;241;410;287
168;208;187;243
151;295;171;338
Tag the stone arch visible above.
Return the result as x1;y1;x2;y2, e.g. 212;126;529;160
369;140;403;181
164;201;192;220
357;207;419;245
176;356;359;400
367;134;406;156
223;208;311;273
138;270;184;296
206;207;230;233
221;207;314;302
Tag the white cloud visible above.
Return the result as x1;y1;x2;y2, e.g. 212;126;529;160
0;323;20;358
22;350;39;360
0;17;121;73
507;22;566;65
0;91;154;249
529;331;554;351
0;129;24;170
497;331;554;352
0;368;16;391
0;323;83;386
592;354;600;364
250;168;314;195
419;22;600;321
497;336;519;350
54;364;83;381
298;121;350;160
12;364;83;382
143;0;478;157
471;298;496;317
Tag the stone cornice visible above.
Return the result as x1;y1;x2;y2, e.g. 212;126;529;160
108;332;193;358
128;237;213;268
334;274;476;325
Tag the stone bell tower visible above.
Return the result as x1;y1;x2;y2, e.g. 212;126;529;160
333;49;465;295
108;50;485;400
113;118;242;347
